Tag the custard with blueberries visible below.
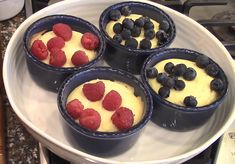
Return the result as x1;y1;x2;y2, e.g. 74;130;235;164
30;23;99;67
106;6;170;49
66;79;144;132
147;55;225;107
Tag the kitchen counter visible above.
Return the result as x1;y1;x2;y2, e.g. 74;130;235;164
0;9;40;163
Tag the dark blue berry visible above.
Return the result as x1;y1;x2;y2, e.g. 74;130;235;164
134;17;145;27
122;18;134;30
156;30;168;45
113;34;122;43
113;23;123;34
146;67;158;78
196;55;210;68
163;77;175;88
121;28;131;40
160;20;170;32
164;62;174;74
121;6;132;16
125;38;138;49
157;72;168;84
205;63;219;77
184;96;197;107
109;10;121;21
144;21;154;30
140;38;151;49
158;87;170;98
183;67;197;81
174;80;185;91
210;78;224;92
143;16;150;23
172;64;187;76
131;26;141;37
144;29;155;40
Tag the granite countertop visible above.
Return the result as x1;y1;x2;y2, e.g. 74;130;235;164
0;10;40;163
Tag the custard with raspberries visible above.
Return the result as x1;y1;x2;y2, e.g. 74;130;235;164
66;79;144;132
30;23;99;67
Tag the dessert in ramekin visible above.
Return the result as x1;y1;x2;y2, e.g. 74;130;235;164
141;48;228;131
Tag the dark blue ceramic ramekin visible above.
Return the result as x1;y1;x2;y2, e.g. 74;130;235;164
141;48;228;131
23;15;105;92
99;1;176;74
57;67;153;156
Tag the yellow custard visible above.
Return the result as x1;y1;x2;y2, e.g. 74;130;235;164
148;59;218;107
106;14;159;48
31;31;96;67
67;79;144;132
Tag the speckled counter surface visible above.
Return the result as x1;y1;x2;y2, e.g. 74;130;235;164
0;10;40;163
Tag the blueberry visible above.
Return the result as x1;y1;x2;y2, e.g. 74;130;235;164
156;72;168;84
205;63;219;77
210;78;224;92
144;21;154;30
122;18;134;30
146;67;158;78
163;77;175;88
109;10;121;21
113;23;123;34
158;87;170;98
113;34;122;43
125;38;138;49
160;20;170;32
164;62;174;74
183;67;197;81
172;64;187;76
134;17;145;27
144;29;155;40
156;30;168;45
131;26;141;37
121;28;131;40
174;80;185;91
143;16;150;23
121;6;132;16
184;96;197;107
196;55;210;68
140;38;152;49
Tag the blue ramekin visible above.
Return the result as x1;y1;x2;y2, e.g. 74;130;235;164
141;48;228;131
57;67;153;156
99;1;176;74
23;15;105;92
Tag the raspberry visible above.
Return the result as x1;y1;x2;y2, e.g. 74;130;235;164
31;39;48;60
102;90;122;111
82;81;105;101
66;99;84;119
111;107;134;131
79;108;101;131
47;36;65;51
52;23;72;41
71;50;89;67
81;32;99;50
49;49;67;67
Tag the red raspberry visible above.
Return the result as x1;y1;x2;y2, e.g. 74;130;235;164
111;107;134;131
49;49;67;67
66;99;84;119
79;108;101;131
81;32;99;50
52;23;72;41
102;90;122;111
47;36;65;51
31;39;48;60
82;81;105;101
71;50;89;67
